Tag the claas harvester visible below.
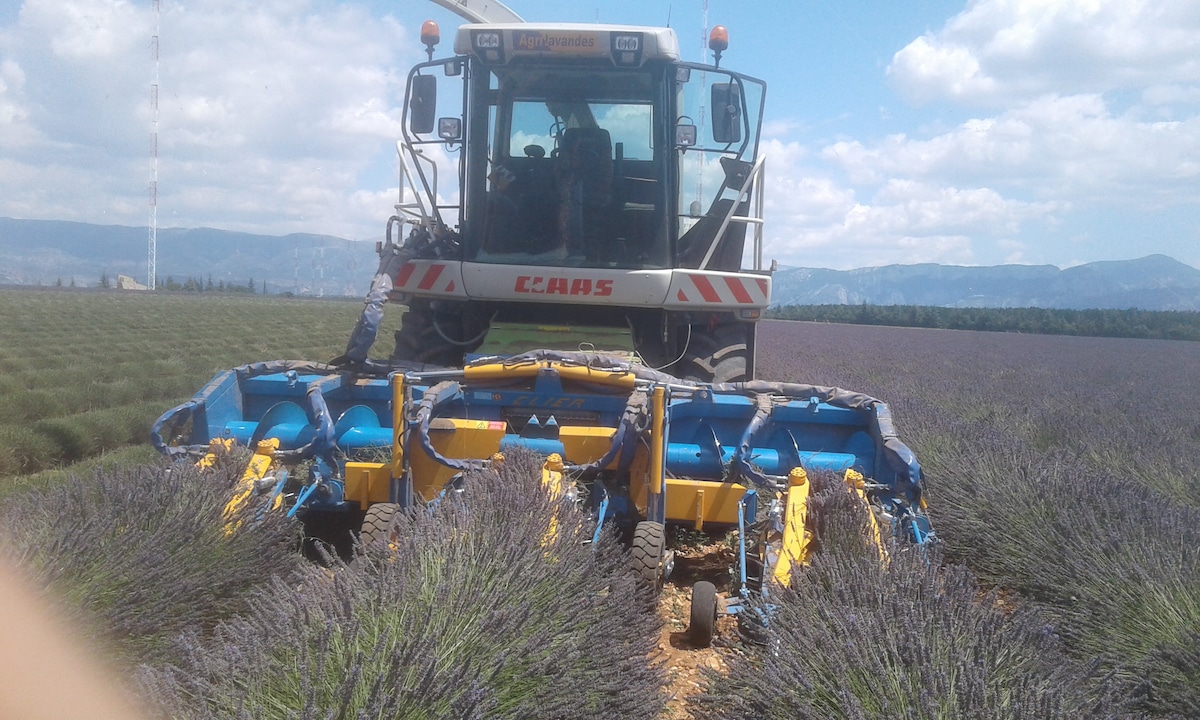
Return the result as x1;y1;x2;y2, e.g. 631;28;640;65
152;1;934;647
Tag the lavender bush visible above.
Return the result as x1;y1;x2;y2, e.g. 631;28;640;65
755;320;1200;715
0;457;304;665
137;449;667;720
690;475;1135;719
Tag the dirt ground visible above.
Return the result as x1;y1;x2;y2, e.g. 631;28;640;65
653;541;743;719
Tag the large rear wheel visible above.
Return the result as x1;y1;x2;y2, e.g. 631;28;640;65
392;299;490;367
678;322;751;384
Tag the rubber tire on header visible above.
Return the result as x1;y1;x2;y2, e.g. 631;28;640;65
358;502;400;554
678;322;750;384
392;299;488;367
689;580;719;648
632;520;666;592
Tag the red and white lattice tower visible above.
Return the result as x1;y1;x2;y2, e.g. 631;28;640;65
148;0;160;289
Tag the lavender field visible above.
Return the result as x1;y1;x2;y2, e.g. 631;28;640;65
1;291;1198;718
727;320;1200;718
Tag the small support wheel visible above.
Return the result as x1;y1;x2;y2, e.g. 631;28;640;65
632;520;666;591
358;502;400;554
689;580;719;647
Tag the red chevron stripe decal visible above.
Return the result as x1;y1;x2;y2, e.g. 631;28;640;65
690;274;722;303
725;276;753;304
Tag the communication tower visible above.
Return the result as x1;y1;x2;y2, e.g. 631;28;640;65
147;0;160;289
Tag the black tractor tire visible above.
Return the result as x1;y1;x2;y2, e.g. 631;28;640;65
677;322;750;384
632;520;666;592
689;580;719;647
358;502;400;554
392;299;489;367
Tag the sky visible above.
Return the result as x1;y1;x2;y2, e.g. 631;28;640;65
0;0;1197;270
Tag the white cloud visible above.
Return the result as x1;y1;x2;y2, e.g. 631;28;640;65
0;59;36;147
889;0;1200;106
0;0;419;239
758;136;1054;269
31;0;146;60
819;93;1200;205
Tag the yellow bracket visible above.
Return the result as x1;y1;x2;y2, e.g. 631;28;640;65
344;462;391;506
197;437;235;470
539;453;575;551
222;438;279;525
772;467;815;587
648;386;665;499
391;374;405;486
844;468;888;563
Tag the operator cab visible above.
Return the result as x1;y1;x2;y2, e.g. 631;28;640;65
402;23;766;273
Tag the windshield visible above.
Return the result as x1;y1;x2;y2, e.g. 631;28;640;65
465;62;671;269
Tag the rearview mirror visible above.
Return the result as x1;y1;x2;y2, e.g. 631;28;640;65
410;75;436;135
710;82;741;144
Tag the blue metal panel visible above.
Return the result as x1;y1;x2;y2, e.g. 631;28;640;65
499;436;567;457
191;370;241;444
336;427;393;452
665;444;858;477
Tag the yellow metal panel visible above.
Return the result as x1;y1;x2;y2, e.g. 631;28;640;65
559;426;617;465
628;451;650;515
344;462;391;507
409;418;507;500
464;361;636;389
663;478;743;526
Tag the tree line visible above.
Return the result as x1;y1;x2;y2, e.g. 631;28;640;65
95;273;266;293
767;303;1200;341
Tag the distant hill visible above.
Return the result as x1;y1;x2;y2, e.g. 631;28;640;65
0;218;376;296
3;218;1198;310
771;255;1200;311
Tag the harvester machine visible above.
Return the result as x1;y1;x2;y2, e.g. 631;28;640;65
152;2;935;647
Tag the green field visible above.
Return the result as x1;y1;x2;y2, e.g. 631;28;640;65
0;289;633;488
0;289;372;487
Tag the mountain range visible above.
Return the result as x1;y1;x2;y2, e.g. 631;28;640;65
3;218;1199;311
0;218;375;296
771;255;1200;311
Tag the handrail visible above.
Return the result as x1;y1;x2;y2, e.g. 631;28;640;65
699;154;767;272
396;140;436;229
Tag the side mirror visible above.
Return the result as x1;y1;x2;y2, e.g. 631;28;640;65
675;123;697;148
710;82;741;144
410;74;436;134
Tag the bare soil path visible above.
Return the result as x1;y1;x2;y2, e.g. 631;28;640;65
653;542;742;719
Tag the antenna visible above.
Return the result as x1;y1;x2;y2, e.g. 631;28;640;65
147;0;160;290
695;0;708;210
